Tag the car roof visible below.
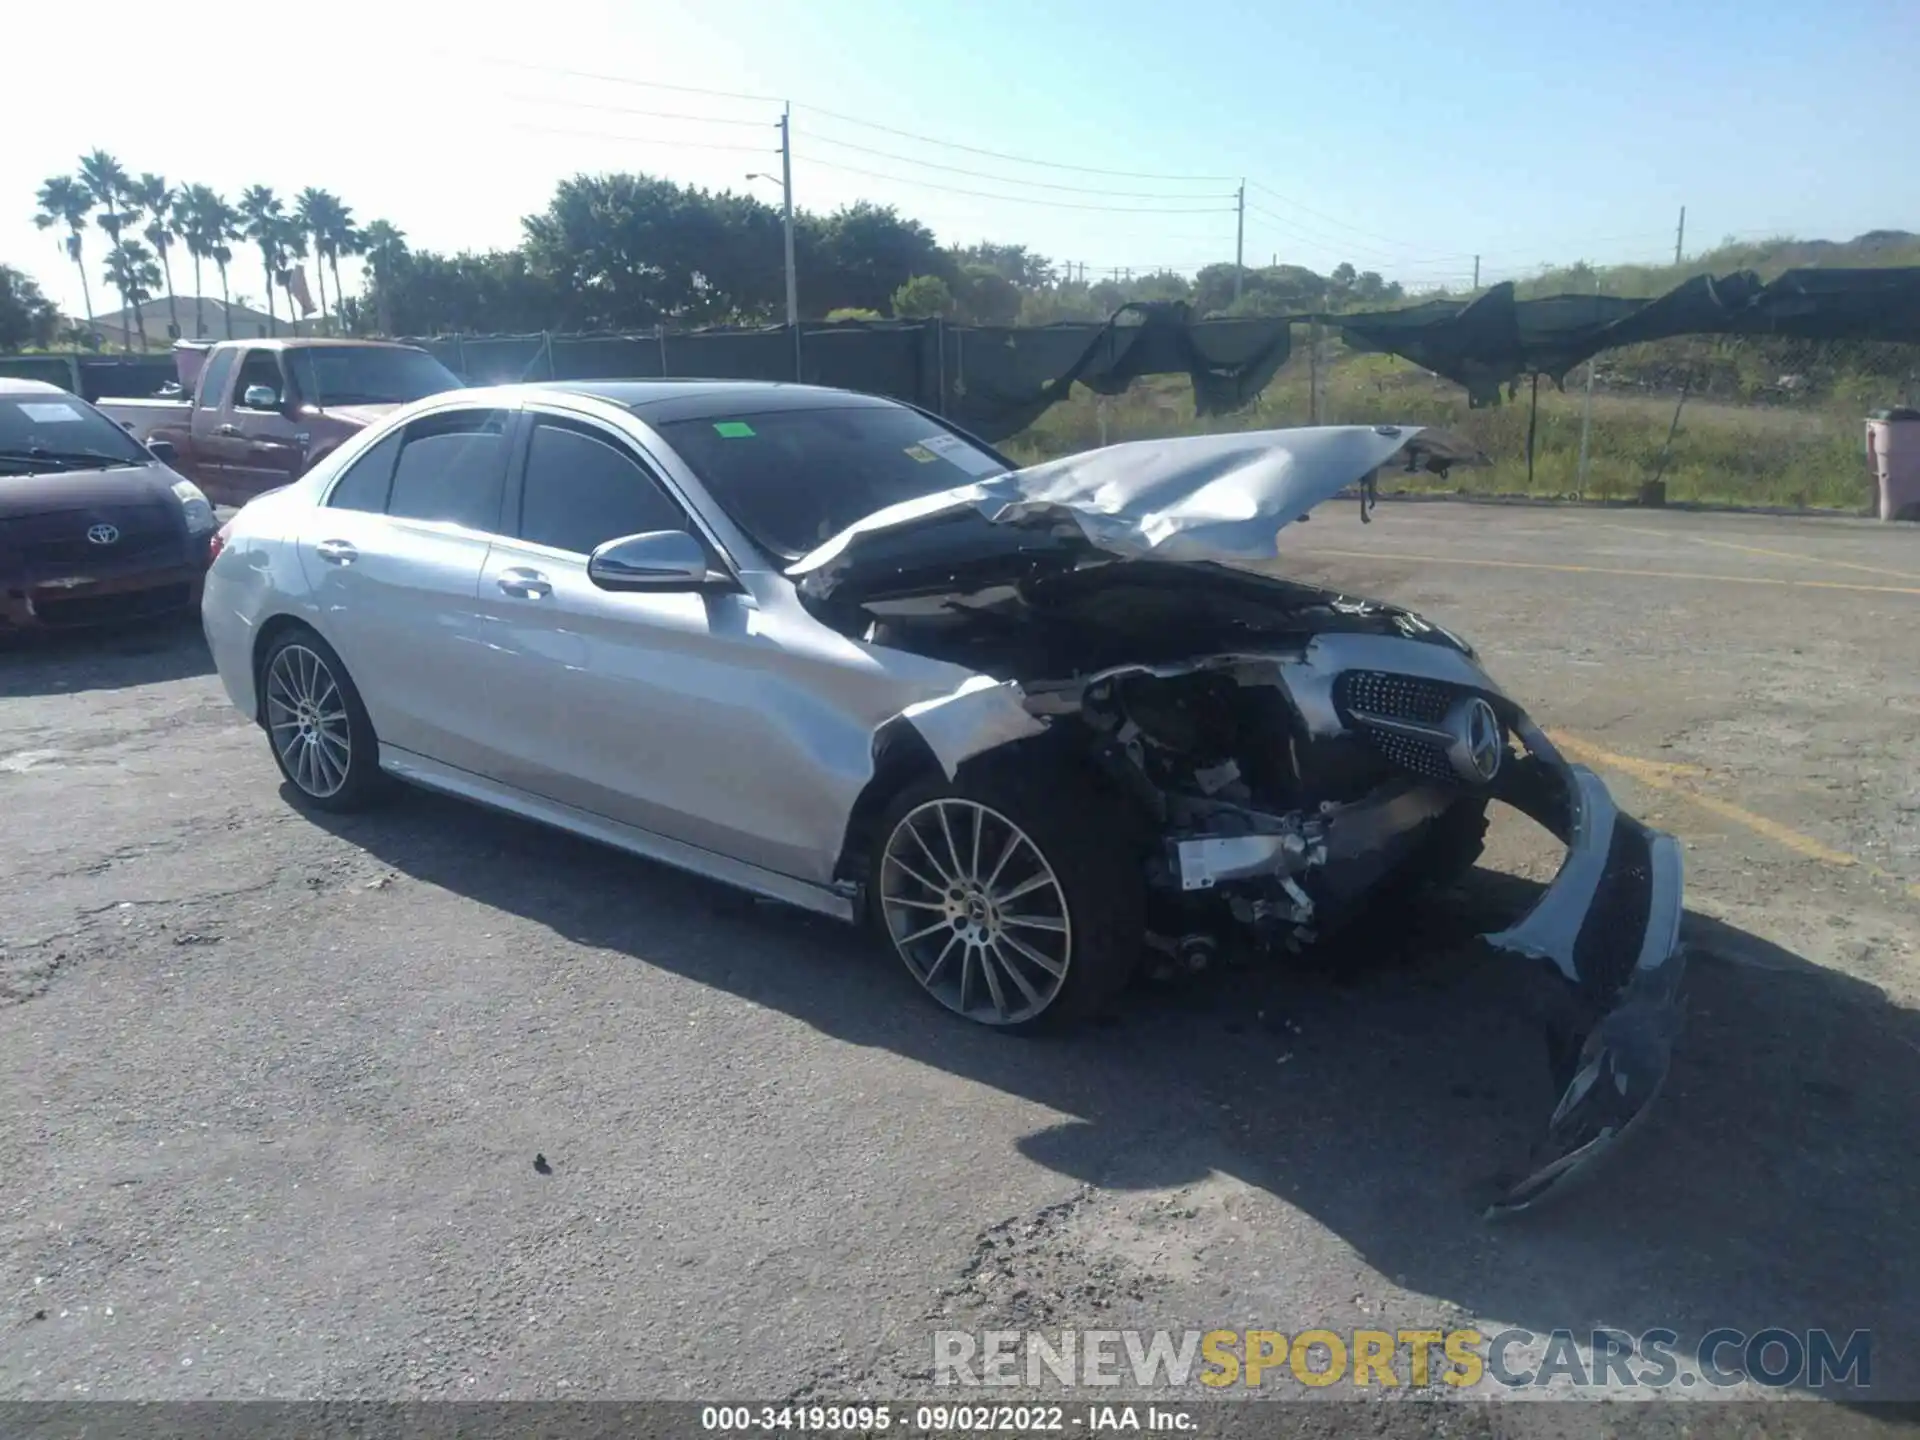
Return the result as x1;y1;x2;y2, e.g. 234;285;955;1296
0;377;68;396
534;379;904;424
225;338;426;351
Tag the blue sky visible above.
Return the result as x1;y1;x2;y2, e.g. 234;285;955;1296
7;0;1916;316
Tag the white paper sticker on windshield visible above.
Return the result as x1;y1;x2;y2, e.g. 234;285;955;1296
919;432;1002;476
17;402;84;423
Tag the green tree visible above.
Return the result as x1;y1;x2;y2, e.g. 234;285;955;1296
275;216;311;332
102;240;160;347
78;151;135;347
0;265;63;350
358;219;408;334
823;307;885;322
804;202;948;316
891;274;953;318
174;184;234;337
953;263;1021;325
954;242;1054;290
320;199;361;335
32;175;95;336
130;173;181;340
238;186;285;333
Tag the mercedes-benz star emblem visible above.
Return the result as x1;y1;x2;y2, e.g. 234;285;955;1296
86;523;120;546
1444;696;1504;784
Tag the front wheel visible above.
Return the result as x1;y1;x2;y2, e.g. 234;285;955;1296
259;628;390;812
870;755;1145;1030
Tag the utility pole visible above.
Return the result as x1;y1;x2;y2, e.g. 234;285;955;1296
1472;255;1480;290
1233;181;1246;302
1674;205;1686;266
780;104;800;380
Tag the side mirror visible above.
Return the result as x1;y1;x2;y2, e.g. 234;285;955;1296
587;530;716;591
147;438;178;465
242;384;280;410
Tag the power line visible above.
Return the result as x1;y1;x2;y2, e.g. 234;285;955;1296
469;53;783;103
798;156;1238;214
505;94;778;128
509;122;776;155
800;131;1228;199
796;104;1239;182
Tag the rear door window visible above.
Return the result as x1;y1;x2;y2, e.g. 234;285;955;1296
517;418;688;555
385;409;513;533
325;429;404;512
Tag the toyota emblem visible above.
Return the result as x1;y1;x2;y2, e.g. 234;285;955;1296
87;523;120;546
1444;696;1505;784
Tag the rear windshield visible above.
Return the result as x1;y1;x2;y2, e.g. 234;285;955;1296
0;392;149;473
652;404;1009;559
286;347;464;407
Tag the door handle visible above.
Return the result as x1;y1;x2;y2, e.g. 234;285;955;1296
497;567;552;598
314;538;358;565
215;423;240;436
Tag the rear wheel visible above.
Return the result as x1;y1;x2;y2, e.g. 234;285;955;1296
871;754;1144;1029
259;628;390;812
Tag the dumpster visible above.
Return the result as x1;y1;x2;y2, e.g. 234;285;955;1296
1866;408;1920;521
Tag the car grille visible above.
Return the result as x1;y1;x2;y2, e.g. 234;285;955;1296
1364;729;1455;782
34;582;194;627
1336;670;1455;725
1334;671;1464;782
9;504;181;569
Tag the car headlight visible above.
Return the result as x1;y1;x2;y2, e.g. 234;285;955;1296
172;479;215;534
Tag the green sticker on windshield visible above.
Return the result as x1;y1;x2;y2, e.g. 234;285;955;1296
713;421;756;438
904;444;938;463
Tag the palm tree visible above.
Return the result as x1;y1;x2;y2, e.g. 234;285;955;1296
130;173;182;341
359;219;407;336
33;175;96;336
103;240;161;349
294;188;336;330
210;238;237;337
174;185;214;337
276;217;311;335
78;150;133;346
323;202;360;334
238;185;284;334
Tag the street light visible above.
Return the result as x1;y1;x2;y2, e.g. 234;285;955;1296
747;104;800;380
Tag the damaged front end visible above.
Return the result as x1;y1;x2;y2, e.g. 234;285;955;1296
876;621;1687;1217
794;426;1683;1214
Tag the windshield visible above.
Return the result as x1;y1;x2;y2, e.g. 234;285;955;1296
653;403;1010;559
0;392;150;474
286;347;463;407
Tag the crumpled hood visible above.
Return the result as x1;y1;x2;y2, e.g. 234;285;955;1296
789;425;1451;589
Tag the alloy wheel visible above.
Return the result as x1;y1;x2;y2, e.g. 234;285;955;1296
879;798;1072;1025
265;643;352;799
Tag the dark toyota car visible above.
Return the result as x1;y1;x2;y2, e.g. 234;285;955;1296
1;378;218;633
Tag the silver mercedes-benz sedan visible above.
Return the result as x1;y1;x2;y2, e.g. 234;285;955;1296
203;379;1685;1213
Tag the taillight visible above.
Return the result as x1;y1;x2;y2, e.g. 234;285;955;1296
208;524;232;564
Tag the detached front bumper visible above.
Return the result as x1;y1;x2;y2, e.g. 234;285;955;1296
1480;721;1687;1216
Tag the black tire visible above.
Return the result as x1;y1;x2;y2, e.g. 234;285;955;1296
1396;796;1489;895
869;746;1147;1031
258;626;392;813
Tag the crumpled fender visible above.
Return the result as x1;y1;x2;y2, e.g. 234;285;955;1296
893;675;1048;779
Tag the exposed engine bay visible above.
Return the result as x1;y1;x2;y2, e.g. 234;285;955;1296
825;556;1501;967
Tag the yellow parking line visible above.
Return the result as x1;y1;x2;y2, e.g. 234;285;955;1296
1285;548;1920;598
1596;523;1920;583
1548;730;1920;899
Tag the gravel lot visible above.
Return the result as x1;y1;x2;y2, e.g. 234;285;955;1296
3;501;1916;1431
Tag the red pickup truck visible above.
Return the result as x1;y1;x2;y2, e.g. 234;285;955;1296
96;338;464;506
